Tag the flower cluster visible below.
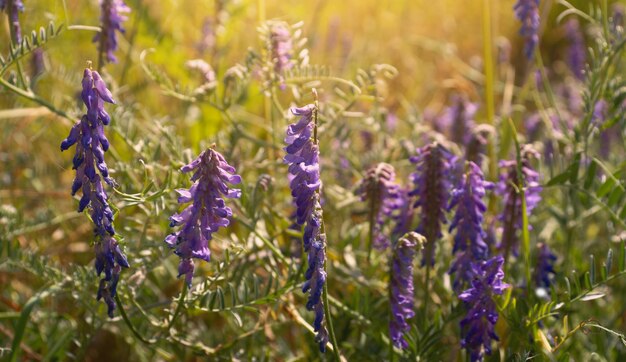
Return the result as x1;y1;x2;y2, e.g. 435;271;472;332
355;163;402;250
389;232;423;349
459;256;510;362
497;145;542;258
1;0;24;43
410;142;454;266
514;0;540;59
94;0;130;63
465;125;493;167
448;162;493;291
437;95;479;145
270;22;294;75
61;67;129;317
534;242;557;289
164;147;241;287
284;104;329;352
566;18;586;80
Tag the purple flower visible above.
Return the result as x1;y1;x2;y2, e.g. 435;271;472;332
165;147;241;287
534;242;557;289
355;163;402;250
465;125;493;167
565;18;586;81
459;256;510;362
448;162;493;291
410;142;454;266
497;146;542;258
514;0;540;59
389;232;422;349
284;105;329;352
392;187;414;237
439;95;479;145
1;0;24;44
61;67;128;317
93;0;130;64
270;22;294;75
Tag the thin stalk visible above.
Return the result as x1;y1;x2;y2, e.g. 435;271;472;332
0;77;72;121
483;0;498;184
313;89;341;360
166;281;189;330
114;293;157;345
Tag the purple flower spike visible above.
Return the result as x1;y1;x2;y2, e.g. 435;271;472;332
448;162;493;291
459;256;510;362
284;105;329;352
438;95;479;145
534;242;557;289
410;142;454;266
355;163;403;250
514;0;540;59
497;145;542;258
565;18;586;81
389;232;423;349
61;67;127;317
165;147;241;287
270;22;294;75
1;0;24;44
93;0;130;64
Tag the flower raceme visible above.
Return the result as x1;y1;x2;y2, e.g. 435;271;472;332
61;67;129;317
389;232;423;349
1;0;24;44
514;0;540;59
448;162;493;291
355;163;402;250
497;145;542;258
459;256;510;362
284;104;330;352
94;0;130;63
410;142;454;266
164;147;241;287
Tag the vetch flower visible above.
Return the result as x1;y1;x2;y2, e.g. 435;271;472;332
448;162;493;291
392;187;414;237
284;104;330;352
164;147;242;287
497;145;542;258
270;22;294;75
61;67;129;317
440;95;479;145
534;242;557;289
94;0;130;63
410;142;454;266
355;163;402;250
459;256;510;362
514;0;540;59
465;125;493;167
565;18;586;81
389;232;424;349
1;0;24;44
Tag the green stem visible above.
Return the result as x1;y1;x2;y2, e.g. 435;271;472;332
0;77;72;121
114;293;157;345
166;281;189;330
322;278;341;361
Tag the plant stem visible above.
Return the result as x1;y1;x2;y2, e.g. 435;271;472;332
166;281;188;330
114;293;156;345
0;77;73;121
322;278;341;361
481;0;497;182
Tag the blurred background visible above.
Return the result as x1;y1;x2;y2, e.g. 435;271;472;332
2;0;624;361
